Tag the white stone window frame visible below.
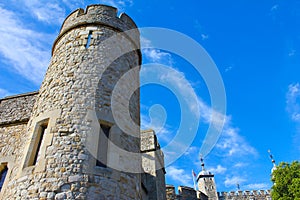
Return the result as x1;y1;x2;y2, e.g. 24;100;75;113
83;110;122;178
19;109;60;177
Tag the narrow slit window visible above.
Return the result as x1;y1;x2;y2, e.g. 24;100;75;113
0;164;8;192
85;31;92;48
96;124;110;168
29;123;48;166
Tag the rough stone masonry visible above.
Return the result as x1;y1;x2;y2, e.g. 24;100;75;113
0;4;166;200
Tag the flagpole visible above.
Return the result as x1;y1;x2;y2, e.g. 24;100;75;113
192;170;197;190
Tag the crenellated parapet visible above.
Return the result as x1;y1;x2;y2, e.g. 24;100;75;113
219;190;272;200
52;4;140;55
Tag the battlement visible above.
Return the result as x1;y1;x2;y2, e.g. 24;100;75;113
60;4;138;33
52;4;140;55
219;190;272;199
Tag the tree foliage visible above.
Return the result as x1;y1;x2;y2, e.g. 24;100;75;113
271;161;300;200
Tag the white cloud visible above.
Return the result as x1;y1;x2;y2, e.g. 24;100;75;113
166;166;193;186
225;66;233;72
208;165;227;175
286;83;300;122
184;146;199;156
143;49;172;63
233;162;249;168
22;0;66;24
0;6;52;85
201;34;209;40
141;62;255;160
141;37;173;65
216;127;257;157
141;112;173;142
100;0;133;11
244;183;270;190
62;0;84;10
289;49;296;57
0;88;11;98
194;20;209;41
271;4;279;12
224;176;246;187
140;65;200;119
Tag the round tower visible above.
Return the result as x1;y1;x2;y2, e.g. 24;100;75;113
3;5;141;199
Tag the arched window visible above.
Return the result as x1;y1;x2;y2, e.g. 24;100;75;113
0;164;8;191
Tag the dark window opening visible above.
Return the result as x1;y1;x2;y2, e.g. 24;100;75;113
0;165;8;191
86;31;92;48
96;124;110;168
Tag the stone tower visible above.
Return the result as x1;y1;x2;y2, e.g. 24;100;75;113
197;158;218;200
141;129;166;200
0;4;142;199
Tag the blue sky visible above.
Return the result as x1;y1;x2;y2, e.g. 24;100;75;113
1;0;300;193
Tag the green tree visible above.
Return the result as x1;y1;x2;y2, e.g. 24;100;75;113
271;161;300;200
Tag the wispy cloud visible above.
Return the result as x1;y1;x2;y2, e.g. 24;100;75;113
141;46;255;159
0;88;11;98
140;65;200;118
269;4;280;20
201;34;209;40
286;83;300;151
233;162;249;168
0;6;52;85
224;176;246;187
225;66;233;72
194;20;209;41
141;112;173;142
184;146;199;156
166;166;193;186
208;165;227;175
271;4;279;12
289;49;296;57
216;127;257;157
244;183;270;190
286;83;300;122
23;0;66;24
100;0;133;11
141;37;173;65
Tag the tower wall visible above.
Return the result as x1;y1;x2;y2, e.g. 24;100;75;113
197;174;218;200
141;129;166;200
1;5;141;199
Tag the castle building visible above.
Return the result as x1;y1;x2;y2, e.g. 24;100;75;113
0;4;166;200
165;157;273;200
0;4;274;200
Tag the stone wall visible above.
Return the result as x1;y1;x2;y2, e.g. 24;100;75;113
141;129;166;200
219;190;272;200
165;186;272;200
0;92;38;125
178;186;198;200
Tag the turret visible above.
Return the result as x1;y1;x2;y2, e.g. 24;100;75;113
1;4;142;199
196;156;218;200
